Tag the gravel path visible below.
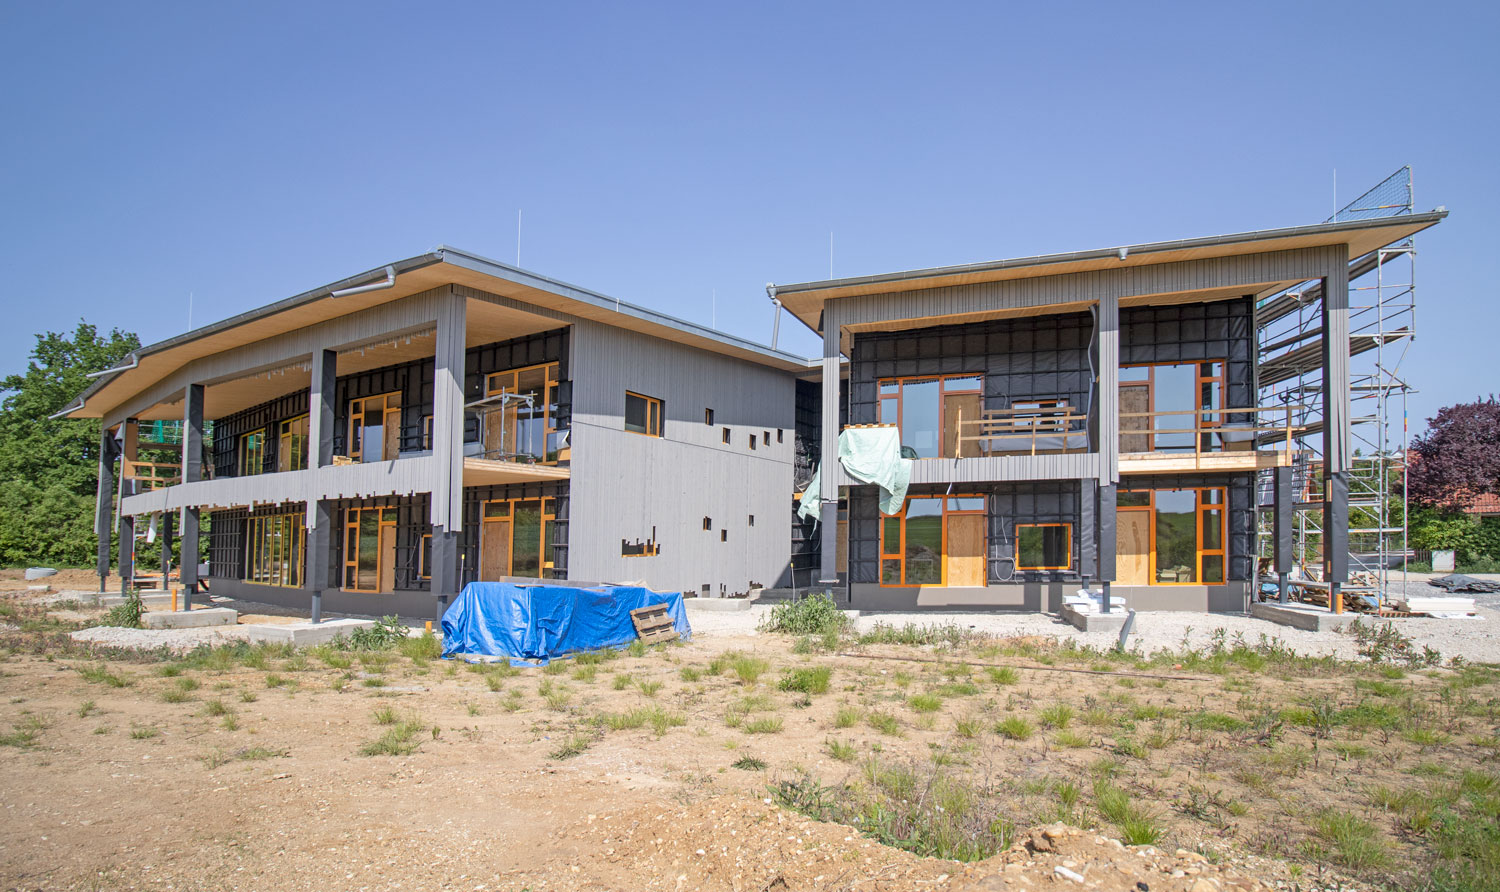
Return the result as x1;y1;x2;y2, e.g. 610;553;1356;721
686;573;1500;664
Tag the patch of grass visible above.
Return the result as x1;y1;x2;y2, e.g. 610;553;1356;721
995;716;1033;741
542;660;569;676
1055;729;1089;748
729;654;770;686
743;715;784;734
549;732;595;760
985;666;1020;685
834;706;862;729
373;706;399;725
311;646;353;669
359;719;427;757
759;592;850;636
954;716;985;739
1310;809;1389;872
907;693;943;713
778;666;832;695
635;679;662;698
626;639;648;658
0;715;46;748
76;699;97;718
827;738;857;761
599;705;685;736
77;663;129;688
539;679;573;711
221;714;239;731
264;673;288;688
238;690;257;703
611;673;634;691
679;666;702;682
202;699;230;717
732;754;768;771
129;725;160;740
1185;711;1248;733
571;665;597;683
1404;727;1452;747
867;712;902;736
160;686;192;704
398;631;442;662
1039;703;1074;729
237;746;288;761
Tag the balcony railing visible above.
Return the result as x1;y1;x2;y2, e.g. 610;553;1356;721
122;460;183;491
1119;405;1300;458
955;406;1088;457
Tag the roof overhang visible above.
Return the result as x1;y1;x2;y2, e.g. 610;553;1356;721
771;211;1448;335
68;248;813;421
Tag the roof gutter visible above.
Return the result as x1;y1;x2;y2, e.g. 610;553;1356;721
85;353;139;379
329;265;397;298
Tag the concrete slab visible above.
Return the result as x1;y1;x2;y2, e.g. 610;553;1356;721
98;592;177;609
243;618;376;647
1250;600;1358;632
1059;604;1128;633
684;598;754;613
142;607;238;629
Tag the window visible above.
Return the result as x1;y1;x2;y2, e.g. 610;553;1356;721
1116;487;1227;584
348;393;401;462
705;408;714;426
703;517;712;531
748;434;757;450
878;375;982;459
246;513;305;587
762;431;770;446
722;427;731;444
1016;524;1072;571
483;362;562;462
278;415;309;472
343;506;397;591
419;533;432;579
240;432;265;476
1119;361;1225;453
478;498;559;579
720;529;728;542
747;515;755;526
624;392;662;437
879;495;986;586
777;429;784;443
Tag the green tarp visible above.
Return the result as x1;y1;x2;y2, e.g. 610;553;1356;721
798;427;911;521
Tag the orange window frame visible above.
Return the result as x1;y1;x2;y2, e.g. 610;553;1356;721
878;495;986;587
485;362;562;463
480;497;558;576
1119;361;1226;452
1015;522;1073;571
347;392;402;462
877;374;983;459
342;506;397;592
1117;487;1228;585
624;391;663;437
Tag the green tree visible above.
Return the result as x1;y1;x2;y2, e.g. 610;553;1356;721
0;322;139;566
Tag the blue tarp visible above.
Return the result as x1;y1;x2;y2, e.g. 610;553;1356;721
440;583;691;663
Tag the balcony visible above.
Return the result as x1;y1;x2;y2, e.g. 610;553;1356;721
1119;405;1299;474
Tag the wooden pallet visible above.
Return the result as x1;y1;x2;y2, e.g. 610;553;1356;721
630;604;678;645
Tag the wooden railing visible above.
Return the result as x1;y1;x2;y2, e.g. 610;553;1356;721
955;406;1088;458
122;460;182;490
1119;405;1301;457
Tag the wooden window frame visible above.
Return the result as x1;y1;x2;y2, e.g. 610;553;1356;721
878;495;986;587
877;374;983;460
1119;360;1226;453
479;497;557;577
278;414;310;472
240;431;265;477
624;391;663;438
484;362;562;463
1116;487;1228;585
1015;522;1073;571
342;506;397;593
347;392;402;463
246;512;305;588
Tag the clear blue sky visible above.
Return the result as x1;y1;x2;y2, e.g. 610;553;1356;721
1;2;1494;432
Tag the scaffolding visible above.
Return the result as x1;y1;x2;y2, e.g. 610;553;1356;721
1255;167;1418;607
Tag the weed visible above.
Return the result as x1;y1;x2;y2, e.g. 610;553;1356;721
398;631;442;662
238;690;257;703
76;699;96;718
1310;809;1389;872
743;716;784;734
221;714;239;731
160;686;191;704
729;654;770;686
200;748;229;769
778;666;833;695
827;738;857;761
1185;711;1248;733
867;712;902;736
549;733;595;760
759;592;850;636
995;716;1033;741
359;719;427;756
679;666;702;682
264;673;288;688
202;699;230;717
349;616;409;651
612;674;634;691
129;725;159;740
237;746;288;761
77;663;129;688
834;706;862;729
635;679;663;698
373;706;399;725
101;592;144;629
1055;730;1089;748
542;661;569;676
908;693;943;713
571;665;597;683
1039;703;1074;729
626;639;647;658
732;754;768;771
954;716;985;739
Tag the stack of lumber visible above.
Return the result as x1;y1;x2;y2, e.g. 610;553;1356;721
1395;595;1477;615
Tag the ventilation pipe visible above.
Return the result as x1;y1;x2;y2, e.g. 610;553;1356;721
330;265;397;298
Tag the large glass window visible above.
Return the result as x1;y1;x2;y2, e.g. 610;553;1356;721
878;375;981;459
246;513;305;587
1119;361;1225;452
479;497;558;579
278;415;309;472
484;362;563;462
879;496;986;586
343;506;397;591
1116;487;1228;585
348;393;401;462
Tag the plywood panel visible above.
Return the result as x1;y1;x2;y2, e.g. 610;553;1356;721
946;514;986;587
1120;384;1150;453
481;520;511;581
378;525;396;592
1117;511;1151;586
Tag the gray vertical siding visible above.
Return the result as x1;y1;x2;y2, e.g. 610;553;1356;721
1097;293;1119;483
430;292;467;531
566;321;795;594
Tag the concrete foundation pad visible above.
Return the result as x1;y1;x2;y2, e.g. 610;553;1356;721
685;598;755;613
99;593;178;609
243;618;376;647
142;607;238;629
1059;604;1128;633
1250;601;1358;632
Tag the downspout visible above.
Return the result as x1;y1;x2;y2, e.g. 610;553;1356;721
330;265;398;298
766;283;782;350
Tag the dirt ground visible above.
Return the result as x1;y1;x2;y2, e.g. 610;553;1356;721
0;569;99;593
1;595;1496;891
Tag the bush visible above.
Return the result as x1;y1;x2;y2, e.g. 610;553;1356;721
100;591;143;629
350;616;409;651
759;592;850;636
